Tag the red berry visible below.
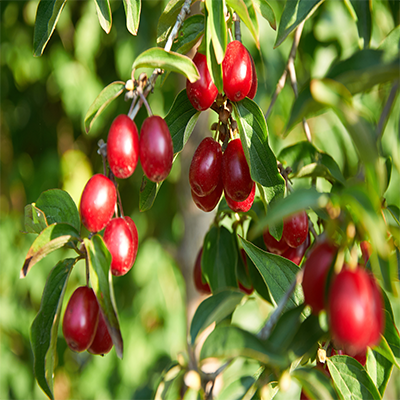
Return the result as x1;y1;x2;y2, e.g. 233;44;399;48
139;116;173;182
301;241;337;314
222;41;252;102
282;233;310;265
247;51;257;99
222;138;253;202
124;216;139;269
186;52;218;111
193;248;211;294
282;211;309;248
263;229;289;255
88;311;113;355
103;218;135;277
225;181;255;213
189;137;222;197
80;174;116;233
191;180;223;212
328;266;379;356
107;114;139;179
360;241;372;264
63;287;99;352
366;273;385;346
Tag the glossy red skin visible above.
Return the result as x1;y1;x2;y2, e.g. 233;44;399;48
139;116;173;182
247;51;257;99
103;218;134;277
282;233;310;265
80;174;117;233
262;229;289;255
301;241;337;314
225;181;255;213
222;41;252;102
191;180;223;212
282;211;309;248
367;273;385;346
189;137;222;197
328;266;377;356
221;138;253;202
88;311;113;355
124;216;139;269
193;248;211;294
63;287;99;352
107;114;139;179
186;52;218;111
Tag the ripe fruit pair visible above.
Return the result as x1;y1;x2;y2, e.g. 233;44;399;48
62;286;113;355
107;114;173;183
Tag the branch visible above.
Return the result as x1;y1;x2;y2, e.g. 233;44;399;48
127;0;192;120
376;80;399;138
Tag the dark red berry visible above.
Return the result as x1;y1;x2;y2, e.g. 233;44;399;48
263;229;289;255
186;52;218;111
222;41;252;102
221;138;253;202
282;211;309;248
282;233;310;265
139;116;173;182
301;241;337;314
107;114;139;179
247;51;257;99
63;287;99;352
366;273;385;346
124;216;139;269
103;218;134;277
193;248;211;294
189;137;222;197
88;311;113;355
80;174;116;233
191;180;223;212
225;181;255;213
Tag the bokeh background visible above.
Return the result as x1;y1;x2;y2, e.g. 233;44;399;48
1;1;399;399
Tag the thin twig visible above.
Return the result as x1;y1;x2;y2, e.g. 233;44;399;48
377;81;399;138
233;12;241;42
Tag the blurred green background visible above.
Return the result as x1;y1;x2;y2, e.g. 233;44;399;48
1;1;399;399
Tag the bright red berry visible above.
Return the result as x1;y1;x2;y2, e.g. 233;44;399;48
63;287;99;352
247;51;257;99
366;273;385;346
103;218;135;277
139;116;173;182
189;137;222;197
186;52;218;111
282;233;310;265
193;248;211;294
225;181;255;213
222;41;252;102
191;180;223;212
263;229;289;255
107;114;139;179
88;311;113;355
222;138;253;202
282;211;309;248
124;216;139;269
80;174;116;233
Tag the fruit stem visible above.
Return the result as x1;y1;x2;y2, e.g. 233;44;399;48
139;91;153;116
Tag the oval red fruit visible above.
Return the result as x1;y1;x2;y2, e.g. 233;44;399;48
191;180;223;212
247;51;257;99
225;181;255;213
282;211;309;248
88;311;113;355
124;216;139;269
282;233;310;265
263;229;289;255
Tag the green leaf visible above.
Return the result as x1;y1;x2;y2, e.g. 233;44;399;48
157;0;186;45
278;141;346;185
205;0;227;64
190;290;245;345
292;367;337;400
327;355;382;400
233;98;285;204
226;0;260;47
132;48;199;83
139;177;160;213
30;258;75;400
21;223;80;278
170;15;204;55
123;0;141;35
275;0;324;48
239;237;304;310
200;325;288;368
388;0;400;26
84;81;125;133
84;235;123;358
349;0;372;48
366;349;394;395
202;226;239;291
93;0;112;34
387;205;400;226
36;189;80;232
253;0;276;30
24;204;48;234
33;0;68;57
217;376;256;400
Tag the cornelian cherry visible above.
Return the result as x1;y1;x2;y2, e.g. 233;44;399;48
247;51;257;99
263;229;289;255
283;211;309;248
88;311;113;355
225;181;255;213
191;180;223;212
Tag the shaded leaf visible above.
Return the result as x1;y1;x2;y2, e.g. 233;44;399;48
170;14;204;55
132;48;199;82
93;0;112;34
139;177;160;213
349;0;372;48
21;224;80;278
366;349;394;395
387;204;400;226
190;290;245;345
292;367;336;400
253;0;276;30
388;0;400;26
123;0;141;35
33;0;68;57
84;235;123;358
24;204;48;234
36;189;80;232
30;258;75;400
275;0;324;48
217;376;256;400
84;81;125;133
205;0;227;64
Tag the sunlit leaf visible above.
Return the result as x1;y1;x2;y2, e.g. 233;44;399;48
217;376;256;400
93;0;112;34
170;14;204;55
253;0;276;30
84;81;125;133
24;204;48;234
31;258;75;400
292;367;336;400
205;0;227;64
123;0;141;35
366;349;394;395
157;0;186;45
